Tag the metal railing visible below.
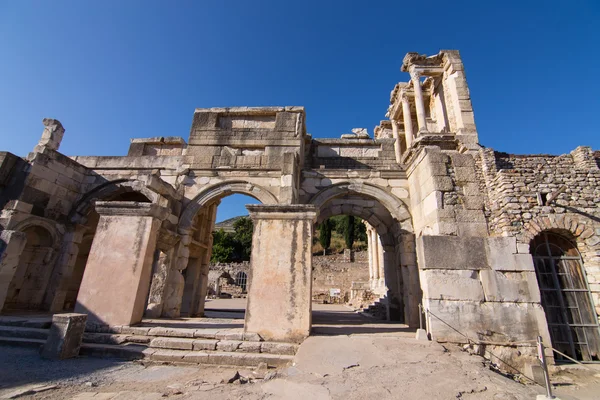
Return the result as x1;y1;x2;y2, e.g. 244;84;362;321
419;304;596;399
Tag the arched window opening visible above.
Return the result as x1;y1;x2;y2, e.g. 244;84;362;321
531;232;600;362
235;271;248;292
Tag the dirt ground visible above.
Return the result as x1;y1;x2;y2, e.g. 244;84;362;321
1;304;599;400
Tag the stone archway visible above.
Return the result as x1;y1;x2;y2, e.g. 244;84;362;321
164;181;277;320
520;213;600;345
3;218;59;311
309;182;419;326
178;180;278;233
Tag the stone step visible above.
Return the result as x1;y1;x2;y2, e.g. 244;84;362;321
0;325;49;340
82;333;298;355
0;336;45;348
0;336;294;368
86;325;261;341
80;343;293;367
0;316;52;329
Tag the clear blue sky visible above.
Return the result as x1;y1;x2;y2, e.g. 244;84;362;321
1;1;598;222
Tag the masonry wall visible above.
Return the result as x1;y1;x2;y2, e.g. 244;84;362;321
311;251;369;302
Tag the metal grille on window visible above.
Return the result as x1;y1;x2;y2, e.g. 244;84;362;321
236;272;248;292
532;232;600;362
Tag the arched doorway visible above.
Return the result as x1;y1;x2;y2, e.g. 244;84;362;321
176;182;277;319
3;225;55;311
61;186;153;311
309;182;418;327
531;232;600;362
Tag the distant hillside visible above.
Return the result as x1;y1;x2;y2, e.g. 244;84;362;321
214;215;247;233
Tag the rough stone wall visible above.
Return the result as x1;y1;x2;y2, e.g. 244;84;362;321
477;146;600;318
208;261;250;295
311;251;369;302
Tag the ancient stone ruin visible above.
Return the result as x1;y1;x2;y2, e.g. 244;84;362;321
0;50;599;369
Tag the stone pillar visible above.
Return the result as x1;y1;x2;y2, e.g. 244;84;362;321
401;93;414;147
46;225;87;312
74;201;166;326
180;256;202;316
194;236;213;317
410;71;428;133
194;203;218;317
367;229;374;280
145;249;172;318
390;120;403;163
40;313;87;359
245;205;317;342
162;235;190;318
0;230;26;311
377;235;385;289
371;229;380;288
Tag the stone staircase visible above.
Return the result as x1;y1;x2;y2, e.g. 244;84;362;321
0;318;296;368
360;296;388;320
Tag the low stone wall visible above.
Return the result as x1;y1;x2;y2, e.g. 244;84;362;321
208;262;250;297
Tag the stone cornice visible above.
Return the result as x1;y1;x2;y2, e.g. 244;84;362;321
246;204;318;221
95;201;169;220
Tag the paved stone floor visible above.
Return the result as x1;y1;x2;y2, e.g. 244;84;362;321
1;302;600;399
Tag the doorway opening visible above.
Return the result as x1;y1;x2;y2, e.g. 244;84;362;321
531;231;600;362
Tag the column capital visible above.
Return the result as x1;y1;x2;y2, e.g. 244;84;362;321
400;92;411;103
409;68;421;81
246;204;318;221
94;201;169;220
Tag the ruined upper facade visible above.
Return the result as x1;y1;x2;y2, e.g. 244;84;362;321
0;50;598;368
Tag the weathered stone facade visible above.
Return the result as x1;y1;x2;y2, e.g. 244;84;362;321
0;50;598;369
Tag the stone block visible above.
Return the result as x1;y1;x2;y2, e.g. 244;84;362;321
238;341;261;352
37;118;65;151
450;153;475;168
480;270;541;303
149;337;194;350
40;313;87;359
260;342;297;355
216;340;241;352
456;222;488;237
426;300;547;344
421;269;484;301
455;209;485;223
417;236;488;270
193;339;217;351
182;352;210;364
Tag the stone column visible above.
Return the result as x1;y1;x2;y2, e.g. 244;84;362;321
371;229;380;289
401;93;414;147
245;205;317;342
74;201;166;326
367;227;374;280
410;71;428;133
377;235;385;289
390;120;403;163
0;230;26;311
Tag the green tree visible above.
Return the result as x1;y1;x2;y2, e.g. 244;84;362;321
354;218;367;243
210;229;235;263
343;215;355;249
232;217;253;261
318;218;332;255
